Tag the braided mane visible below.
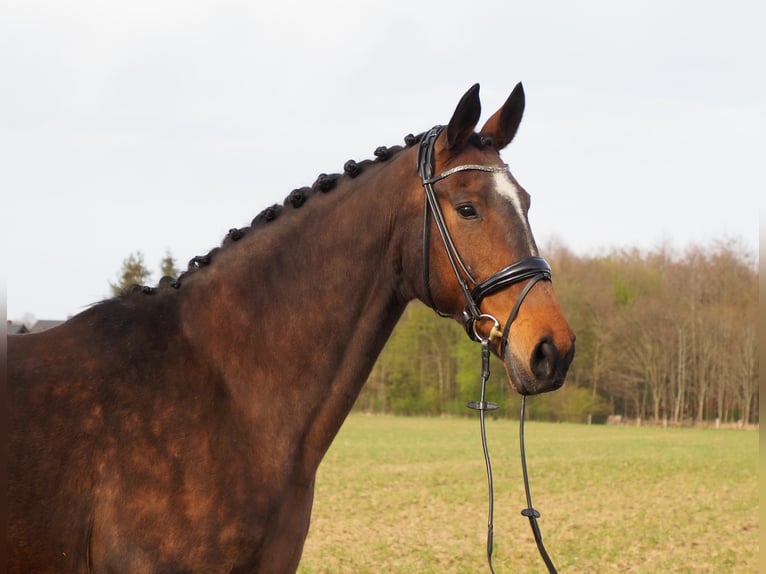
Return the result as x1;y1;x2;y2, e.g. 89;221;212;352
116;130;499;298
118;136;424;298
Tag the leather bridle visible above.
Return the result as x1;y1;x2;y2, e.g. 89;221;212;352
418;125;552;351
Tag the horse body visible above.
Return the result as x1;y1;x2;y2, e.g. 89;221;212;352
9;84;575;573
10;160;410;572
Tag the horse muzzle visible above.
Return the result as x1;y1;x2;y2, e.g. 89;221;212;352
503;332;575;395
460;256;575;395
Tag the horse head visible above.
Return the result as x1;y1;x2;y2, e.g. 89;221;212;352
411;83;575;395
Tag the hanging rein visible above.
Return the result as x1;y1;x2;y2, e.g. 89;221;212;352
418;126;558;574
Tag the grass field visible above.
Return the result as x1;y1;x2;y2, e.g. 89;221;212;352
297;414;758;573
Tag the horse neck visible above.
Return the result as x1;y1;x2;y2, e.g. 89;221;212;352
178;151;420;471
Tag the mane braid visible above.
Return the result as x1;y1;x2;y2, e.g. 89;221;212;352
343;160;362;178
404;133;419;146
285;187;310;208
374;146;391;160
120;133;416;298
312;173;340;193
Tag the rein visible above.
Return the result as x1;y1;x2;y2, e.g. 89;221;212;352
469;345;558;574
418;126;557;573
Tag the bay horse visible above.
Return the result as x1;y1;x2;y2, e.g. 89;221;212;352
8;83;575;573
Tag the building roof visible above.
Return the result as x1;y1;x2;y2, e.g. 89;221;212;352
7;319;65;334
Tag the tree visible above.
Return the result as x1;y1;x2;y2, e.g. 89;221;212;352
110;251;152;296
110;250;181;296
160;250;180;279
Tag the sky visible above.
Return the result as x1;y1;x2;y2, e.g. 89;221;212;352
3;0;762;321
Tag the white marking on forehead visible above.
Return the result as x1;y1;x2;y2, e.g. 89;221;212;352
491;172;538;254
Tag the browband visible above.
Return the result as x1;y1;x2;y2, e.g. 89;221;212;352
424;164;509;185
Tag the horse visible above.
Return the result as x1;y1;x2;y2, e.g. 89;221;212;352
8;83;575;573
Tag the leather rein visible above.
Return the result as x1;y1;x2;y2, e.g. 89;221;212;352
418;126;558;573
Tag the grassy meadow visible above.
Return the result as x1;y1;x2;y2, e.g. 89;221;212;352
298;415;758;573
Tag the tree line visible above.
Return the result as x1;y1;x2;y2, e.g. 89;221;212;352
112;238;758;425
355;238;758;426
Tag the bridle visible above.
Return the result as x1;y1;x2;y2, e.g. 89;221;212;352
418;126;552;350
418;125;558;574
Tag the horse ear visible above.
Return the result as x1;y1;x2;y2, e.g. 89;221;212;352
479;82;525;150
445;84;481;150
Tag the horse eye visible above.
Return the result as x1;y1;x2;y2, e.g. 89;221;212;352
457;204;478;219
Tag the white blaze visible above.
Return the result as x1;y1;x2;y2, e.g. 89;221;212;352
491;172;538;254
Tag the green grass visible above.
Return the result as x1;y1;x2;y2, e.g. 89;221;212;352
298;415;758;573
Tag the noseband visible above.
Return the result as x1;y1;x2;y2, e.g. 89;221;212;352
418;125;551;350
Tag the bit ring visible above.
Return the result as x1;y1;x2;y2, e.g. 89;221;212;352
473;314;501;344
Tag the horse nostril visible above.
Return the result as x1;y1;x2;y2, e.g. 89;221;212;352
530;337;558;380
530;335;576;383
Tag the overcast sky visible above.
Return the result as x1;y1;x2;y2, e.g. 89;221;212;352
3;0;762;321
